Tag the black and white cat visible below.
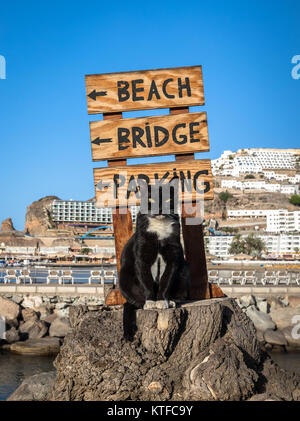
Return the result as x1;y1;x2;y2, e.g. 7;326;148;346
119;207;189;310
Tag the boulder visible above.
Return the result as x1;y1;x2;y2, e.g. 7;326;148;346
19;319;48;339
55;308;70;318
22;296;43;310
7;371;56;401
36;304;51;319
5;318;19;329
288;296;300;308
263;329;287;346
282;326;300;348
10;295;23;305
5;327;20;344
0;297;20;320
10;337;61;356
256;300;269;314
237;295;255;309
43;313;58;324
269;307;300;330
49;317;72;337
21;308;39;322
48;299;300;402
246;305;276;331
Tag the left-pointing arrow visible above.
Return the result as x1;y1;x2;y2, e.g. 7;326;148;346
92;137;112;146
88;90;107;100
97;180;111;190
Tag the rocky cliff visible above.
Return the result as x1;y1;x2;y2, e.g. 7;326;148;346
1;217;15;232
25;196;59;236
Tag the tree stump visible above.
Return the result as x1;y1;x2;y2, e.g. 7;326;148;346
48;298;300;401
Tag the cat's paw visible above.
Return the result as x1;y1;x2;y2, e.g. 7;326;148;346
168;300;176;308
155;300;170;310
143;300;156;310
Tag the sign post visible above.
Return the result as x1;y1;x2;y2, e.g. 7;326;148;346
84;65;224;301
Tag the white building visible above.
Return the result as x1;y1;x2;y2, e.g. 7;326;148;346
227;209;300;233
206;233;300;258
51;200;139;224
227;209;270;219
266;210;300;233
212;149;299;177
221;179;298;194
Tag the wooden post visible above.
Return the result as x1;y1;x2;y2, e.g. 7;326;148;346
169;107;209;299
103;112;133;278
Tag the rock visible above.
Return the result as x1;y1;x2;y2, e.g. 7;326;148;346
55;308;70;318
237;295;255;309
19;319;48;339
22;296;43;310
270;307;300;330
5;327;20;344
5;318;19;329
1;217;15;232
280;297;289;307
21;308;39;322
47;299;300;402
49;317;72;337
7;371;56;401
256;330;265;343
288;296;300;308
264;329;287;346
0;297;20;321
24;196;59;236
37;304;51;319
10;295;23;305
256;300;269;313
282;326;300;348
246;305;276;331
10;337;61;356
55;303;67;310
43;313;58;324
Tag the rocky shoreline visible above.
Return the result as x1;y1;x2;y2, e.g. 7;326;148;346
235;294;300;352
0;293;104;355
1;292;299;355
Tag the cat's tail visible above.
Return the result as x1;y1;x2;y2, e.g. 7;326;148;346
123;302;139;342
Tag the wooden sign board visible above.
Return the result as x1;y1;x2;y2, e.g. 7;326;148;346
94;159;213;207
90;112;209;161
85;66;204;114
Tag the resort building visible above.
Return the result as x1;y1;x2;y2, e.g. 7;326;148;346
206;233;300;258
221;179;299;194
51;199;139;224
212;148;300;177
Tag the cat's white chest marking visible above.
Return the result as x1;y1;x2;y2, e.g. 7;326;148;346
147;217;174;240
151;253;167;282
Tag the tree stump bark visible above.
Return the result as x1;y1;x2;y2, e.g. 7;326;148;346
48;298;300;401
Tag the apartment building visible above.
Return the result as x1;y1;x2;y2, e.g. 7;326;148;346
266;210;300;233
51;200;139;224
212;148;299;177
206;233;300;258
221;179;299;194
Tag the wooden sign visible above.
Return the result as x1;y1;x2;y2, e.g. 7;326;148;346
94;159;213;206
85;66;204;114
90;112;209;161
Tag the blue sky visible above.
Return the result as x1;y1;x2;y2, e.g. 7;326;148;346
0;0;299;229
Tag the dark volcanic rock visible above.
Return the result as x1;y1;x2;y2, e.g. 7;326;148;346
47;298;300;401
